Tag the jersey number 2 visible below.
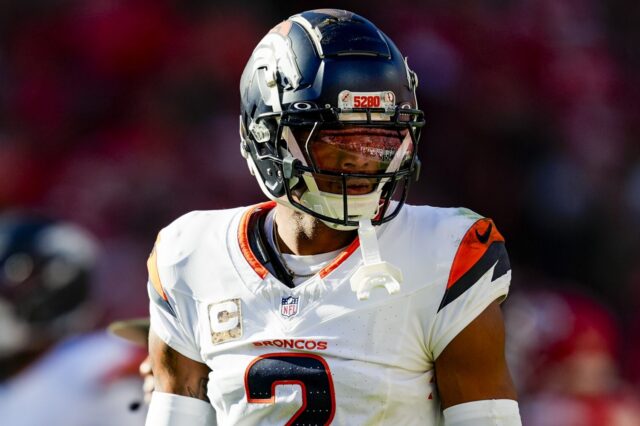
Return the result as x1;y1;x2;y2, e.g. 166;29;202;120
245;353;335;425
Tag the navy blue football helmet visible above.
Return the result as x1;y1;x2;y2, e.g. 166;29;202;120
240;9;424;229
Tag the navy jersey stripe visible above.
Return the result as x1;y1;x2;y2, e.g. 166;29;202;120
437;241;510;312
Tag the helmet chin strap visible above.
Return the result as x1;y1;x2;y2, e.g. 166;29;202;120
350;218;403;300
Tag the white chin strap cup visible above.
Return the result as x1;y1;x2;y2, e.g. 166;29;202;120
350;219;402;300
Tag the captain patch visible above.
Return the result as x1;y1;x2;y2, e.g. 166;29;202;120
208;298;242;344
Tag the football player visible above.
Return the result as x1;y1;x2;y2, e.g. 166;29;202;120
146;9;521;426
0;214;147;425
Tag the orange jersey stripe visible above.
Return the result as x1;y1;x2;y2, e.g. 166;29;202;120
238;202;275;279
319;238;360;279
446;218;504;289
237;201;359;281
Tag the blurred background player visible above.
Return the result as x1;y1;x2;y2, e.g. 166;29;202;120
0;213;147;426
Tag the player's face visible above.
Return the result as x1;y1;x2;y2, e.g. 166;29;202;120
294;127;412;195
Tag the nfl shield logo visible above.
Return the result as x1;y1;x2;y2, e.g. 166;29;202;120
280;296;299;318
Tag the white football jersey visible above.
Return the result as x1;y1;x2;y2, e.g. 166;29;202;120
148;202;511;426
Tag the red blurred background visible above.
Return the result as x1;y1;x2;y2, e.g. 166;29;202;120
1;0;639;422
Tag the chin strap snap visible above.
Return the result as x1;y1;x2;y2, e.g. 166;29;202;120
350;219;402;300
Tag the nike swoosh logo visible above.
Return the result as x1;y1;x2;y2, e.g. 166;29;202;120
475;223;492;244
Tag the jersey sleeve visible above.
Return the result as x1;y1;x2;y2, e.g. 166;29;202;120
428;218;512;360
147;233;203;362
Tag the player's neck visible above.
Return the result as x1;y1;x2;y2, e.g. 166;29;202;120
273;204;356;256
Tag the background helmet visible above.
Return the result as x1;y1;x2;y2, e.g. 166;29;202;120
239;9;425;229
0;214;99;362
